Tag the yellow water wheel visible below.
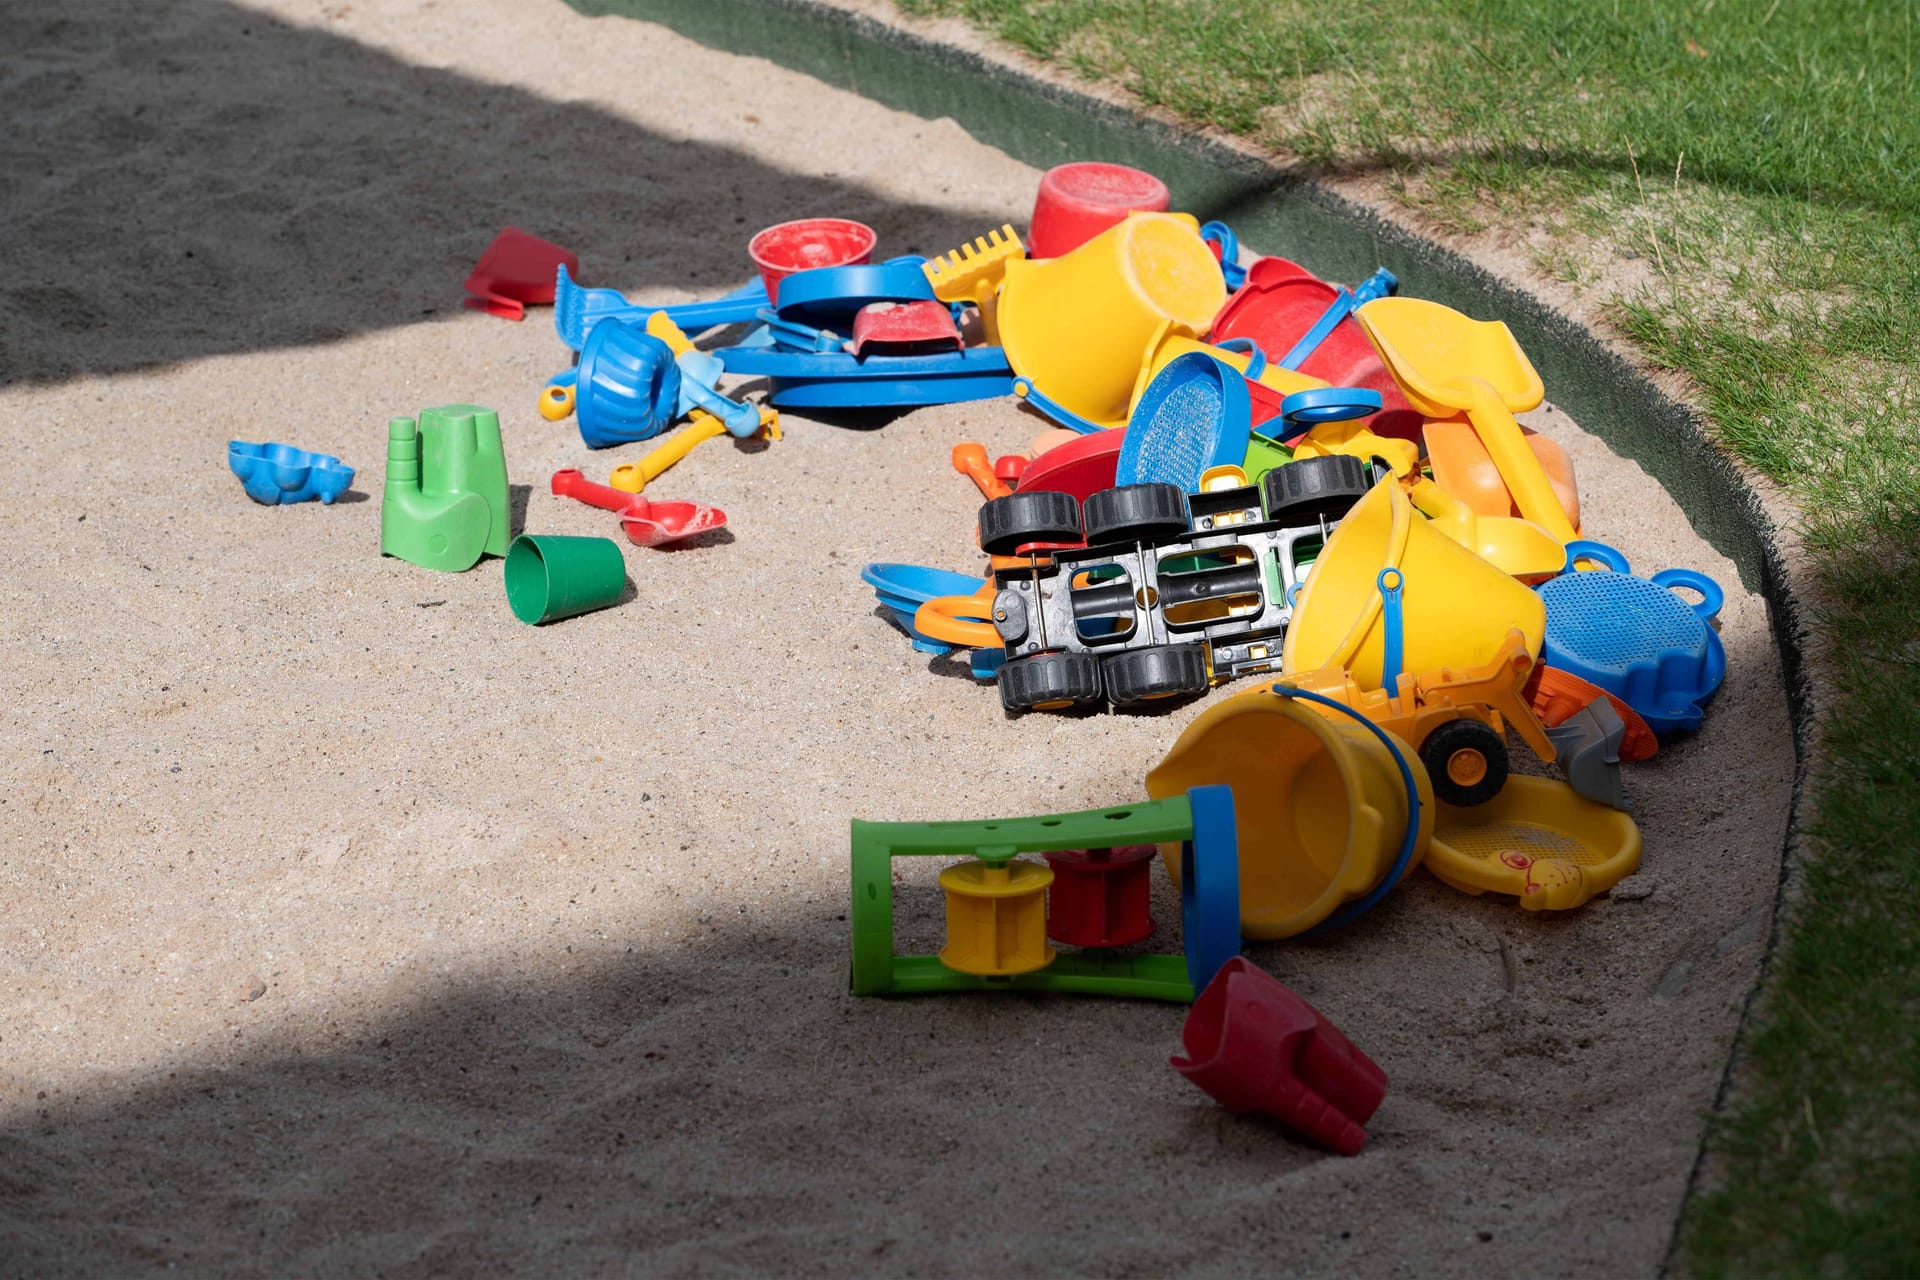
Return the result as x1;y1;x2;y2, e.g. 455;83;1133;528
937;859;1056;976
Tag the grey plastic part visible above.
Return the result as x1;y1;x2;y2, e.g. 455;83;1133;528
1546;700;1630;811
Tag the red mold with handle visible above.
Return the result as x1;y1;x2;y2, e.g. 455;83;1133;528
1171;956;1388;1156
550;469;727;548
748;218;877;305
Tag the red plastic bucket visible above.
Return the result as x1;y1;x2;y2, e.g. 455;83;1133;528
747;218;877;304
1027;162;1171;259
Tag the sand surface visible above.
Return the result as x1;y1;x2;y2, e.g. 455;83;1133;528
0;1;1796;1275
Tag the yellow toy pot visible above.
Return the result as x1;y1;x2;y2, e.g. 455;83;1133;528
996;212;1226;429
1145;690;1434;940
1282;477;1547;689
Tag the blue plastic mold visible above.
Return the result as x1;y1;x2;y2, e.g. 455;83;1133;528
1538;539;1727;734
861;563;1004;678
772;258;934;325
1116;352;1252;490
229;441;355;505
553;266;767;351
575;319;681;449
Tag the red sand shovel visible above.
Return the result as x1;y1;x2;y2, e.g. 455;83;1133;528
550;469;727;548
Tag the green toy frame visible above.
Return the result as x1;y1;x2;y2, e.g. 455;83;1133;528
849;786;1240;1002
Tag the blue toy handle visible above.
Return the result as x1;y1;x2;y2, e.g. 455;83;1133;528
1200;221;1248;291
1377;567;1405;688
1013;377;1105;435
1562;538;1631;574
1276;386;1385;433
1270;685;1423;937
1211;337;1268;382
1650;567;1725;622
679;378;761;438
753;306;846;354
1349;267;1398;308
1276;268;1396;372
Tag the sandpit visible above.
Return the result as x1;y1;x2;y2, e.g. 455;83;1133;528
0;0;1795;1274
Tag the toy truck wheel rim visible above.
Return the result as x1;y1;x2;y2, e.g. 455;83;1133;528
1419;718;1510;807
1082;483;1191;545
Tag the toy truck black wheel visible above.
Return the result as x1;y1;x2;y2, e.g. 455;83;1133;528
999;651;1102;713
1260;455;1372;527
979;490;1083;555
1082;483;1190;546
1102;644;1210;706
1419;718;1510;807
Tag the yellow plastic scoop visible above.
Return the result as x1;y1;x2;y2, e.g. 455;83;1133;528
1356;297;1578;543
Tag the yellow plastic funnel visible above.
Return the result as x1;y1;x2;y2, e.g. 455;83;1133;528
1281;477;1547;688
1146;689;1434;939
1355;297;1578;543
997;212;1226;429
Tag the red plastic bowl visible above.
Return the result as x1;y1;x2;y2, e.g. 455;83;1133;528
1027;162;1171;259
748;218;877;304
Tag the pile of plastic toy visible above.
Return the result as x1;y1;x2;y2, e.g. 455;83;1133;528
230;162;1731;1156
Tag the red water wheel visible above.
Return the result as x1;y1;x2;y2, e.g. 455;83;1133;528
1042;845;1156;948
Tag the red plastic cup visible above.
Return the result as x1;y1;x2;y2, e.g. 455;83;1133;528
1026;162;1172;259
747;218;877;305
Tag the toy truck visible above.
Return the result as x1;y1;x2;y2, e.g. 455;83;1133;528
977;456;1373;713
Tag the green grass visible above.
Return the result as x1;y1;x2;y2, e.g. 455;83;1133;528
900;0;1920;1272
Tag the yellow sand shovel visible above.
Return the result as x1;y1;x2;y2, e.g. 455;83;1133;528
1355;297;1579;544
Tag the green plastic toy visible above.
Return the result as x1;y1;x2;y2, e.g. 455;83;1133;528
849;786;1240;1002
380;404;511;573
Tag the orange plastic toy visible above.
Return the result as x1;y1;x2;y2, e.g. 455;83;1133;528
1526;664;1658;763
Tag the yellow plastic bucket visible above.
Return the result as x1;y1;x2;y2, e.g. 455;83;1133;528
1281;477;1546;689
997;212;1226;429
1145;689;1434;940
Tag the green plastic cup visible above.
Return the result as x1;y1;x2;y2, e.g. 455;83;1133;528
504;534;627;624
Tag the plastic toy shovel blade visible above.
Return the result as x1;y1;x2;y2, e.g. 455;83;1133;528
621;500;727;547
464;227;579;321
1171;956;1387;1156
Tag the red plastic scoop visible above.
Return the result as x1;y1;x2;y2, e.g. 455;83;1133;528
464;227;579;321
850;299;963;355
550;469;727;547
